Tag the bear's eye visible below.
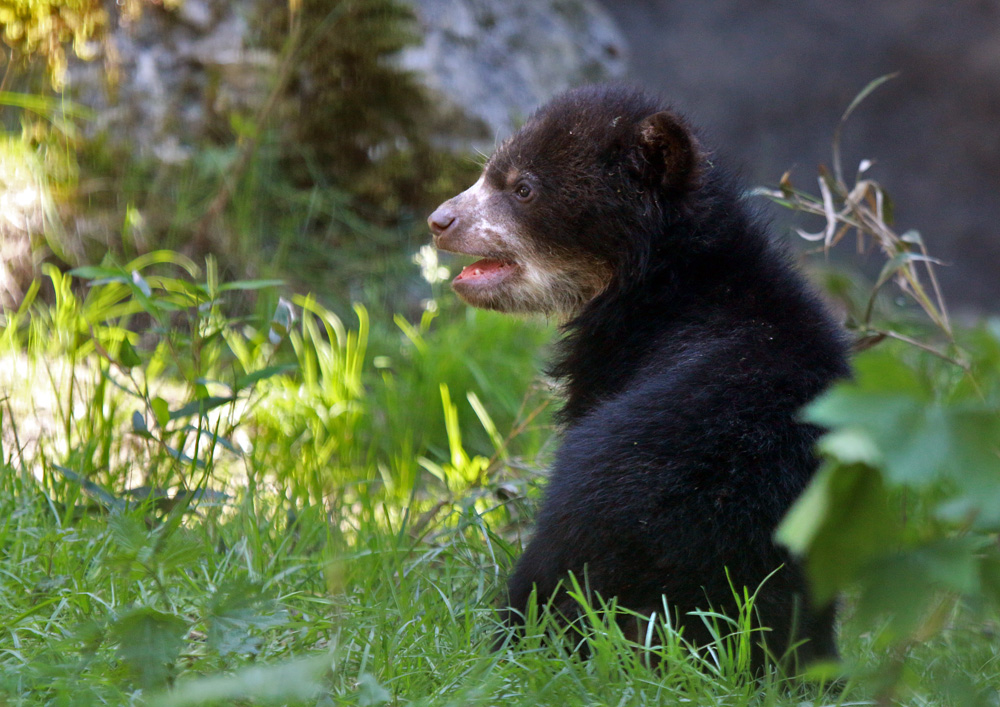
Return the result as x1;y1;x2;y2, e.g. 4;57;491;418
514;183;533;200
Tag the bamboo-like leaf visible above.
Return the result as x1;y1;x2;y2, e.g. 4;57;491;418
218;279;286;292
52;465;126;511
168;396;235;420
840;73;900;125
234;364;298;392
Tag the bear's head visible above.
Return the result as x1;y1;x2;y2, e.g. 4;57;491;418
428;85;704;316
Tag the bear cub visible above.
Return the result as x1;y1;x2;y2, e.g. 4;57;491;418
428;84;850;665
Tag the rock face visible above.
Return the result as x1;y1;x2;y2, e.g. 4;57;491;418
64;0;627;161
67;0;273;164
399;0;628;146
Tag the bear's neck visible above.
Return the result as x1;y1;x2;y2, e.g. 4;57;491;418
550;256;713;422
550;214;824;423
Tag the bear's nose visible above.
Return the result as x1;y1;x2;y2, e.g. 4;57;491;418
428;206;455;235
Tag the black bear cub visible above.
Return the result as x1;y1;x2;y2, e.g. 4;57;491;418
428;84;849;666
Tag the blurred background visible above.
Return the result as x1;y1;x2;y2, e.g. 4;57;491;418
1;0;997;315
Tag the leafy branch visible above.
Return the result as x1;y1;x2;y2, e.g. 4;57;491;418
757;74;961;365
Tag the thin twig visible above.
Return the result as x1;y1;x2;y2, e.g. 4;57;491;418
873;329;968;369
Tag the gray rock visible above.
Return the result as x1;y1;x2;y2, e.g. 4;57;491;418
401;0;628;148
65;0;627;161
66;0;272;164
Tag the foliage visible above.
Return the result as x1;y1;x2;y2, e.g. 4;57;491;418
769;76;1000;705
369;301;553;462
1;0;106;88
0;0;164;89
257;0;481;217
1;253;827;705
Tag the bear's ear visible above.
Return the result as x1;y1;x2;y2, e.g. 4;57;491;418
636;111;701;193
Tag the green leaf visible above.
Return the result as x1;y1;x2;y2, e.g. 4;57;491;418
873;251;945;291
109;607;188;690
162;444;205;467
853;552;936;641
126;249;200;277
234;364;298;392
108;512;151;560
52;465;125;511
177;425;240;454
168;396;235;420
68;265;125;281
150;653;329;706
840;73;899;124
809;391;948;487
0;90;94;119
356;673;391;706
206;579;287;657
979;550;1000;607
118;337;142;368
854;537;987;640
776;462;900;604
151;397;171;428
155;529;205;573
816;427;882;466
217;279;285;292
774;465;834;556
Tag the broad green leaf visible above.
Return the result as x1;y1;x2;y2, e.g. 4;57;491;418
816;427;882;466
108;512;151;560
206;579;287;657
118;338;142;368
151;397;171;428
151;653;329;706
854;537;987;640
109;607;187;690
979;550;1000;607
775;465;834;555
776;462;899;603
809;391;948;487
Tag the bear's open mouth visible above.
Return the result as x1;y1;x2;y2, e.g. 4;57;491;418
453;258;519;288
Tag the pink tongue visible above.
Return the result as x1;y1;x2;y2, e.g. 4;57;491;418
456;259;510;281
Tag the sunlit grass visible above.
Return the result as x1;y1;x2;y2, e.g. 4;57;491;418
0;258;847;706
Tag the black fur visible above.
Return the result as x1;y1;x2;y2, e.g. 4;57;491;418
431;84;850;667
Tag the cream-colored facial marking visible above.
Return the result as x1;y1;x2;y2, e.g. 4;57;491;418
463;174;487;203
449;173;519;250
435;167;612;318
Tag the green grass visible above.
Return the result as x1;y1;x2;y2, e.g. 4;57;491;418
0;261;792;706
0;457;842;707
2;256;999;706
